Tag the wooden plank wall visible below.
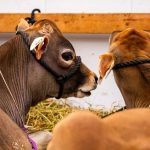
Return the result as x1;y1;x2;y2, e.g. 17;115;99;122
0;13;150;33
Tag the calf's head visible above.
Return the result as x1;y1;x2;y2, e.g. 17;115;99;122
17;19;97;100
99;28;150;107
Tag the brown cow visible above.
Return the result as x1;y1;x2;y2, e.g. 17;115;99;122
99;28;150;108
47;109;150;150
0;18;97;149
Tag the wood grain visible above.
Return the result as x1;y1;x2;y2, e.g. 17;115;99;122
0;13;150;33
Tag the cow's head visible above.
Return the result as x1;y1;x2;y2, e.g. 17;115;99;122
17;19;97;100
99;28;150;79
99;28;150;107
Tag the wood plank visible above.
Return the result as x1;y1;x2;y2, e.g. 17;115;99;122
0;13;150;33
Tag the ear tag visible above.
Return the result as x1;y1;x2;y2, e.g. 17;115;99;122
30;37;44;51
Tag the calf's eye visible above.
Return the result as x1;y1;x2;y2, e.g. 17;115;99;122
62;52;73;61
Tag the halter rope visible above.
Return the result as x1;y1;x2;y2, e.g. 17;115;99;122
113;59;150;70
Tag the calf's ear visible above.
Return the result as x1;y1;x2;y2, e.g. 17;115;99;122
99;53;114;82
30;36;49;60
16;18;30;31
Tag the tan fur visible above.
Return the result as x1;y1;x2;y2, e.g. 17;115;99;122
47;109;150;150
99;28;150;108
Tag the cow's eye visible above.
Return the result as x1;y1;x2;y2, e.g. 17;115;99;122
62;52;73;61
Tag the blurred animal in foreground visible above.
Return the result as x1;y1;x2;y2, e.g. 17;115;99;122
0;18;97;149
99;28;150;108
47;109;150;150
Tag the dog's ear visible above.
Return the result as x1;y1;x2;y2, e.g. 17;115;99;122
99;53;114;82
16;18;30;32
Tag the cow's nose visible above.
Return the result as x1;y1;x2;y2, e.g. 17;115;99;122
94;75;98;84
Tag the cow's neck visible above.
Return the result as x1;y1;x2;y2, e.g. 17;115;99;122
120;87;150;108
114;67;150;108
0;36;32;126
0;35;58;127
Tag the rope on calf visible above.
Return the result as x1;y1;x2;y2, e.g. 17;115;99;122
113;59;150;70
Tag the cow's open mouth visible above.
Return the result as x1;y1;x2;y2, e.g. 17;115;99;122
77;90;91;98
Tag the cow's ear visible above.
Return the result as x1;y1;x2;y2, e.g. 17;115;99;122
30;36;49;60
99;53;114;82
16;18;30;31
